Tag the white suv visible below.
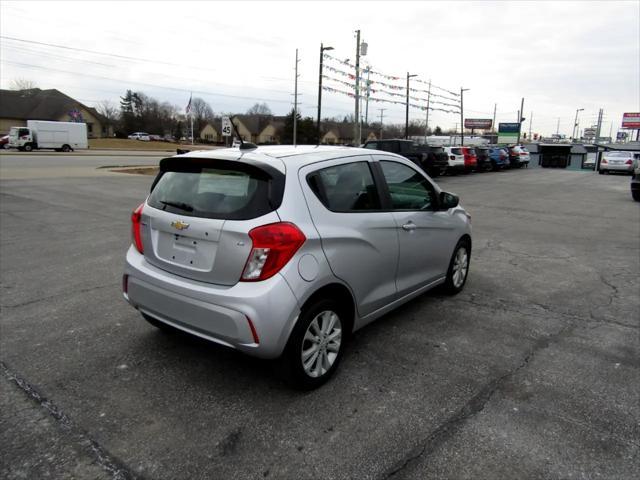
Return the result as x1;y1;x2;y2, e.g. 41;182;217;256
128;132;151;141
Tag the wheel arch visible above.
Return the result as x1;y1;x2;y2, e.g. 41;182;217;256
299;282;356;336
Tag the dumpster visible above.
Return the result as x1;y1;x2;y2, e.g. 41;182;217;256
539;144;573;168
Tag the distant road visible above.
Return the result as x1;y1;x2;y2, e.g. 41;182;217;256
0;152;166;179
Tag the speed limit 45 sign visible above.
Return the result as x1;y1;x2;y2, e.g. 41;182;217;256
221;117;232;136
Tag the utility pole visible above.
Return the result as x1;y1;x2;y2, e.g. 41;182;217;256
378;108;386;139
354;29;361;145
572;108;583;140
424;79;431;143
364;66;371;125
316;43;333;145
595;108;603;143
556;117;560;135
529;111;533;140
460;87;469;145
405;72;417;139
293;48;299;147
517;97;525;144
492;103;497;133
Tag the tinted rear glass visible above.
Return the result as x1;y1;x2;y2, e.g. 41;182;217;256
451;148;463;155
607;152;630;157
148;159;284;220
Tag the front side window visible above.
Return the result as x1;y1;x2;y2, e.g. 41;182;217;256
380;161;436;211
308;161;380;212
364;142;378;150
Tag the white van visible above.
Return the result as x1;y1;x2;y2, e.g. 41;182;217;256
8;120;88;152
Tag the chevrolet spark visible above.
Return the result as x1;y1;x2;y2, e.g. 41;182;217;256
123;146;472;389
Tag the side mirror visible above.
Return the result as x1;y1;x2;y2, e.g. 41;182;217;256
439;191;459;210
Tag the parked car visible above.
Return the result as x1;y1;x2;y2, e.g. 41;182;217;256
128;132;151;141
123;146;472;389
0;135;8;149
362;139;448;177
488;147;510;170
598;151;637;175
474;146;492;172
149;134;163;141
443;146;465;174
507;145;530;168
461;147;478;172
631;158;640;201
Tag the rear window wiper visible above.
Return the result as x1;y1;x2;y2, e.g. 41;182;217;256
159;200;194;212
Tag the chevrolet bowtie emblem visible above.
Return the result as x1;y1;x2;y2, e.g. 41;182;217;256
171;220;190;231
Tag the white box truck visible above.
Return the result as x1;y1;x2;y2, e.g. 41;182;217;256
8;120;88;152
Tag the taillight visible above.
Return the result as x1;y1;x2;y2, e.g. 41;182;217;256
625;159;633;165
241;222;306;281
450;155;456;160
602;158;608;164
520;152;527;156
131;203;144;253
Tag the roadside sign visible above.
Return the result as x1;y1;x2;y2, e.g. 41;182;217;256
221;117;232;136
621;113;640;129
583;128;596;138
497;122;520;144
464;118;492;129
617;131;627;141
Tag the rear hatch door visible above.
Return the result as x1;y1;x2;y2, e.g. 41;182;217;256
141;156;285;285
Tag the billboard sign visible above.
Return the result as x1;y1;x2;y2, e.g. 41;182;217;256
621;112;640;129
464;118;492;129
583;128;596;138
497;122;520;144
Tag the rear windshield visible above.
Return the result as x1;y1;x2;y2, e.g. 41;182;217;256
466;148;477;155
606;152;631;157
451;148;463;155
148;158;284;220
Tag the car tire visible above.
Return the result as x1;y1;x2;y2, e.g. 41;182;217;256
61;144;71;152
141;313;176;333
279;298;347;390
632;190;640;202
442;239;471;295
23;144;33;152
598;169;605;175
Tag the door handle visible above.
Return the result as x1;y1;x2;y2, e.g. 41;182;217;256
402;222;417;231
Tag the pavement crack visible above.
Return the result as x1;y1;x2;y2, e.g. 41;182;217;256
1;361;139;480
1;282;118;309
380;324;573;479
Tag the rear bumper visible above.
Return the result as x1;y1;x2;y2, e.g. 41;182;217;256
601;164;633;172
124;246;301;358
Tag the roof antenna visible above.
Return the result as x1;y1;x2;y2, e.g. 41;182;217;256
230;116;257;150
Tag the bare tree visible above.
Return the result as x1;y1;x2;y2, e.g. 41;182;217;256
190;97;214;136
9;78;38;90
246;102;272;116
96;100;119;124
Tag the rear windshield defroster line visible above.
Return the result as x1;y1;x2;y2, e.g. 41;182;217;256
147;157;285;221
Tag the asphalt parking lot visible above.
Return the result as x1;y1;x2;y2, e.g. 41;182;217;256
1;152;638;480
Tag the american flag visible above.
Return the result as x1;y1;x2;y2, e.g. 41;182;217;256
185;93;192;114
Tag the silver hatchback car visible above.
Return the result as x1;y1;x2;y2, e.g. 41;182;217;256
123;146;472;388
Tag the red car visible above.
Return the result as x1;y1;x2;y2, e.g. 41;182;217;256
0;135;8;149
462;147;477;171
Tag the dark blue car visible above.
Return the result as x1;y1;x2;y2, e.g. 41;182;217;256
488;147;510;170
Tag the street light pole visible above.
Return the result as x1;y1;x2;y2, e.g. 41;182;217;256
354;29;361;145
316;43;333;145
405;72;417;139
379;108;385;139
293;48;299;147
572;108;583;140
460;87;469;146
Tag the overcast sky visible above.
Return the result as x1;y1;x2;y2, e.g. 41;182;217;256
1;0;638;136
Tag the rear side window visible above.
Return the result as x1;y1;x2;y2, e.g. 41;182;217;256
148;159;284;220
307;161;381;212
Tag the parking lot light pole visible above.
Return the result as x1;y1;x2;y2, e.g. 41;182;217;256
460;88;469;145
405;73;417;139
572;108;584;141
317;43;333;144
